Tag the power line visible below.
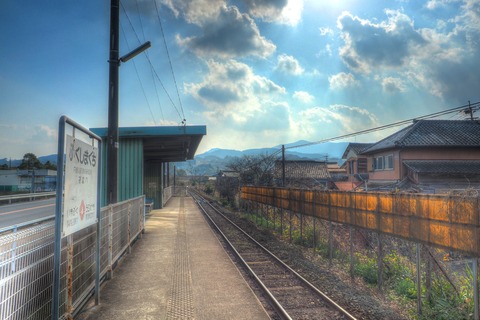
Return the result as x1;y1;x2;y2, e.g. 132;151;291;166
134;0;146;42
120;1;183;123
285;101;480;151
153;0;186;122
120;23;157;125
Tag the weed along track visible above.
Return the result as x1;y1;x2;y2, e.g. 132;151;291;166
191;191;356;320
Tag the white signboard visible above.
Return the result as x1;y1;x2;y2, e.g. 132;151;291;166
63;134;98;236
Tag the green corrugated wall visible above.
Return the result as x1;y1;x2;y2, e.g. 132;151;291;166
100;138;144;206
144;162;163;209
119;138;144;202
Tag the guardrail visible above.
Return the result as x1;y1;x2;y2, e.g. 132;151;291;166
0;195;146;320
0;192;56;204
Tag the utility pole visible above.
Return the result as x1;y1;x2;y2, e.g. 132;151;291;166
282;145;285;187
107;0;120;205
106;0;150;205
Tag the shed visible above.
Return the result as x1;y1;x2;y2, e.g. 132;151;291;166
91;125;206;208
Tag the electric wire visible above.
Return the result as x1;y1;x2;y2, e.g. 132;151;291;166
132;0;165;123
134;0;146;42
151;67;166;122
153;0;186;123
120;1;183;122
285;101;480;151
120;23;157;125
232;102;480;179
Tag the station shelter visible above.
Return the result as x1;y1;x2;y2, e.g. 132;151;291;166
91;125;206;208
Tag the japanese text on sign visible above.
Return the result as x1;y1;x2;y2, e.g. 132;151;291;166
63;135;98;236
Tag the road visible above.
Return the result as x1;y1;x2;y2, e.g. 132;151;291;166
0;198;55;230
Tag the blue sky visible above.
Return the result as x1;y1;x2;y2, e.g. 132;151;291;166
1;0;479;159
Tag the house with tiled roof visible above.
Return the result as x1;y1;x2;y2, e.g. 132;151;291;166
274;160;331;188
360;120;480;193
341;142;374;185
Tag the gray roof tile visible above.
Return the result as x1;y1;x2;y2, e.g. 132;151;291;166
362;120;480;154
403;160;480;174
274;160;330;179
342;142;374;159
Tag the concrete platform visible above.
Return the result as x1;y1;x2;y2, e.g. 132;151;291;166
77;195;269;320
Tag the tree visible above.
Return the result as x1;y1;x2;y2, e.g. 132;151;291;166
176;168;187;177
43;160;57;170
18;153;42;170
226;154;275;186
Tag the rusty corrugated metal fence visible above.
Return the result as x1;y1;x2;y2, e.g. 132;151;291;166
242;186;480;256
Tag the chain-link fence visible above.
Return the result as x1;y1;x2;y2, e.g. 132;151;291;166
0;195;145;320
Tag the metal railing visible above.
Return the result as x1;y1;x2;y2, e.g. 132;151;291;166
0;195;145;320
0;192;56;204
163;186;173;206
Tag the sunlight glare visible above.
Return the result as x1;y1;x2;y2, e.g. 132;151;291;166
281;0;304;26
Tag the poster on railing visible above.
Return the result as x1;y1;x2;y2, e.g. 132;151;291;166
63;134;98;236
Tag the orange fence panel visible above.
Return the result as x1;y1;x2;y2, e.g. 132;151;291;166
241;186;480;255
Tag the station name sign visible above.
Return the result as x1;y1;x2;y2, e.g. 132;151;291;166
63;135;99;236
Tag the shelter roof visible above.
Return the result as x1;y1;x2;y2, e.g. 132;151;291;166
362;120;480;154
91;125;206;163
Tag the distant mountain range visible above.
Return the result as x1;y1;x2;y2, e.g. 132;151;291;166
195;140;348;160
176;140;350;176
0;141;351;176
0;154;57;168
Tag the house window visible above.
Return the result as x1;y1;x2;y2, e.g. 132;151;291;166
374;156;384;170
385;155;394;169
374;155;394;171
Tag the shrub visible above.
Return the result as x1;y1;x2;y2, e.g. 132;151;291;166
354;253;378;285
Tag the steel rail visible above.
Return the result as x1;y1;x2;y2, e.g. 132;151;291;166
190;192;292;320
191;190;357;320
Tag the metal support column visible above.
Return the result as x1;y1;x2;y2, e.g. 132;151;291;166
66;235;74;319
416;243;422;316
350;226;354;279
328;221;333;264
474;258;478;320
378;233;384;291
107;0;120;205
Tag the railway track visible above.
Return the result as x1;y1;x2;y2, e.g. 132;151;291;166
190;191;357;320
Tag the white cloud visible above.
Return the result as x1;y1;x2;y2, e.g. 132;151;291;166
293;91;314;103
185;59;286;122
275;54;304;75
176;6;276;59
240;0;303;26
279;0;303;26
0;124;57;159
37;124;57;138
336;6;480;102
159;0;224;25
319;27;334;36
296;104;380;137
328;72;358;90
380;77;407;93
337;10;426;73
